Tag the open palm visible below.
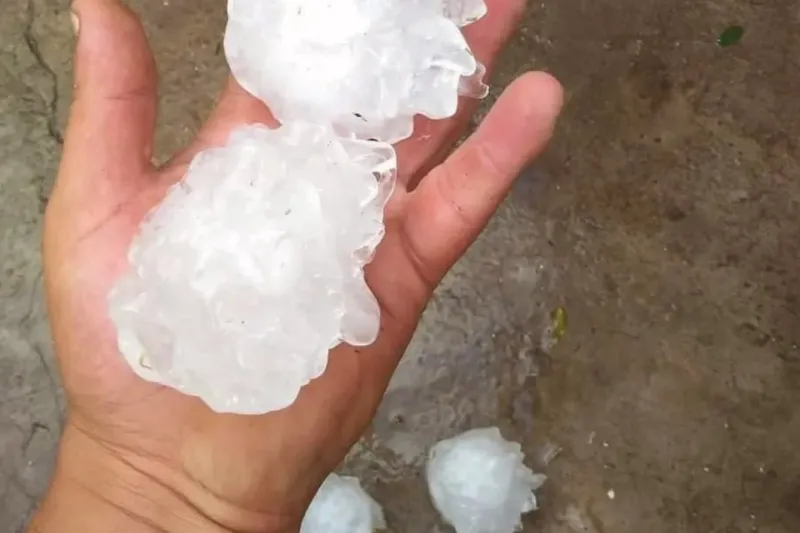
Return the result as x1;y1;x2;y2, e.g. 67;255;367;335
41;0;561;531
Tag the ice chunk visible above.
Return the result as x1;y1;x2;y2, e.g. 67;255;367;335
225;0;489;143
108;122;396;415
426;428;546;533
300;474;386;533
439;0;489;26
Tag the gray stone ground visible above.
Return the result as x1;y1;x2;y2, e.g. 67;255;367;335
2;0;799;531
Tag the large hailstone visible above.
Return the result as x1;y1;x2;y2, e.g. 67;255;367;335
427;428;547;533
300;474;386;533
225;0;489;143
108;122;396;415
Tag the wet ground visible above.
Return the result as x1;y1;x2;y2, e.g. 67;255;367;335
1;0;799;531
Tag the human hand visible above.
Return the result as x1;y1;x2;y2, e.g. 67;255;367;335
32;1;562;532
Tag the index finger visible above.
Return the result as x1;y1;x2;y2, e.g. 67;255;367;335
401;72;563;287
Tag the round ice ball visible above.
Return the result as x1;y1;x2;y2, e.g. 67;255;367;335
426;428;547;533
108;122;396;415
225;0;489;143
300;474;386;533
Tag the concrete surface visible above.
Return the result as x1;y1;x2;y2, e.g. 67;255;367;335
1;0;799;531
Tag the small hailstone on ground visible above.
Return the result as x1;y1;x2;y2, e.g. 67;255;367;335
427;427;546;533
108;122;396;415
225;0;489;143
300;474;386;533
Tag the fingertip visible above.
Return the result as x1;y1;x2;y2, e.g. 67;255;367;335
513;71;565;121
70;0;157;102
466;71;562;178
489;71;564;132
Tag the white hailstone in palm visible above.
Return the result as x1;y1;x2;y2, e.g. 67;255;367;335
300;474;386;533
225;0;489;143
427;428;547;533
108;122;396;415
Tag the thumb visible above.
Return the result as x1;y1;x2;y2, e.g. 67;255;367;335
55;0;157;206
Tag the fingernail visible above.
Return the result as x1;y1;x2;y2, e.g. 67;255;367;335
70;10;80;36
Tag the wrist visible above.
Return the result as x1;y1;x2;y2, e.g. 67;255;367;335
28;422;296;533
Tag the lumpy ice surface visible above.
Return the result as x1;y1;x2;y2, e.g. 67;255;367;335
300;474;385;533
108;122;396;414
427;428;547;533
225;0;488;143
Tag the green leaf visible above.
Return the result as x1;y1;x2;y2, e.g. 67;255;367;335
552;307;568;341
718;25;744;47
